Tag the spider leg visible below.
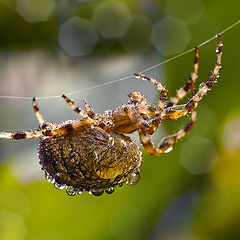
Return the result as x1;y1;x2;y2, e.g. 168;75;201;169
124;106;159;135
0;98;46;140
128;92;147;105
41;118;96;137
166;47;199;108
157;104;198;153
124;91;161;134
161;105;188;120
0;117;96;140
83;98;96;118
140;34;222;155
33;97;45;124
134;73;168;111
62;94;88;118
139;104;198;155
0;130;43;140
101;110;114;132
162;34;222;120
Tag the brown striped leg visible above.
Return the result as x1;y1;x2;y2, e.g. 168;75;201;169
166;47;199;108
157;104;198;153
183;34;222;113
101;110;114;132
0;130;43;140
83;98;96;118
0;111;98;140
128;92;147;105
62;94;88;118
139;104;198;156
161;104;188;120
41;118;95;137
134;73;168;111
162;34;222;119
33;97;45;125
0;116;97;140
139;130;161;155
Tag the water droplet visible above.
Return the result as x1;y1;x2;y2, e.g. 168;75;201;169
93;151;98;160
66;186;77;196
105;187;114;194
54;182;65;190
109;137;115;146
164;145;173;153
199;82;205;89
45;172;55;183
91;188;104;196
126;169;141;185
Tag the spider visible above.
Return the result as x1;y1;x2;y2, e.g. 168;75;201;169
0;35;222;196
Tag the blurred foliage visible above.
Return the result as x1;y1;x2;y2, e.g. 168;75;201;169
0;0;240;240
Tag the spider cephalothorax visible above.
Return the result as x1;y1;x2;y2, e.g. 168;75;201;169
0;35;222;196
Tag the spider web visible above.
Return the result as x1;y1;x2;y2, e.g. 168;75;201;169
0;19;239;101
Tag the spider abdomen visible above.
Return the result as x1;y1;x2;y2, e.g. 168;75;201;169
38;125;142;196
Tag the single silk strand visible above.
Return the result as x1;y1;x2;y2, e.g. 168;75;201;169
0;19;239;101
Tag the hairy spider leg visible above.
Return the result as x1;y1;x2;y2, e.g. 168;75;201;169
166;47;199;108
139;103;198;155
139;34;222;155
128;92;148;105
162;34;222;120
0;116;97;140
62;94;88;119
32;97;45;124
134;73;168;111
0;130;43;140
123;106;159;135
183;34;222;114
161;104;188;120
133;74;189;122
157;104;198;153
83;98;95;118
0;97;44;140
101;110;114;132
83;98;114;132
126;77;167;135
125;92;159;135
62;94;114;132
0;96;98;140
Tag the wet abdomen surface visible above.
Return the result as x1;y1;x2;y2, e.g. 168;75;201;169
38;126;142;196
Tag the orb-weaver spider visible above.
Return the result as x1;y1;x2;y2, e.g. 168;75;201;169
0;35;222;196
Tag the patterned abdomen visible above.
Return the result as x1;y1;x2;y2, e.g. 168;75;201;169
38;126;142;196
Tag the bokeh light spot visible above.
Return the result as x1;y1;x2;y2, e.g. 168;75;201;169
222;112;240;153
15;0;56;23
118;15;152;53
166;0;205;24
59;17;99;57
179;136;218;175
92;0;132;39
151;16;191;55
0;211;26;240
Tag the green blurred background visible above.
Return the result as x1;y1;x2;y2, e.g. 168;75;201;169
0;0;240;239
